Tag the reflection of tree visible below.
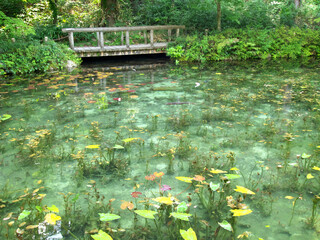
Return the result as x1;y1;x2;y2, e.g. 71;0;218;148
48;0;58;25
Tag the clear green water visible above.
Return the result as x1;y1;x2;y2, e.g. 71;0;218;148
1;60;320;239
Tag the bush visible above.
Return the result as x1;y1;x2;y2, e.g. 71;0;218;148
167;27;320;62
0;40;81;75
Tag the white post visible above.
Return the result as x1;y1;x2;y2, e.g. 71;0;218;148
99;32;104;50
150;30;154;47
126;30;130;49
69;32;74;50
168;29;172;42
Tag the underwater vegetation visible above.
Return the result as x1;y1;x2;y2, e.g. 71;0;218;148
0;60;320;239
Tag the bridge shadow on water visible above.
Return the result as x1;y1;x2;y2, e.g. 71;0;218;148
81;53;170;71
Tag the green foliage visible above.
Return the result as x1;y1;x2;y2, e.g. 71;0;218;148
0;11;35;39
0;0;25;17
0;40;81;75
167;27;320;62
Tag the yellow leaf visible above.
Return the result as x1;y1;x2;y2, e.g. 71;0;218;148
307;173;314;179
312;166;320;171
234;186;255;195
26;225;38;230
152;197;173;205
44;213;61;225
175;176;193;183
230;167;239;171
285;196;294;200
230;209;252;217
85;145;100;149
210;168;227;174
47;205;59;213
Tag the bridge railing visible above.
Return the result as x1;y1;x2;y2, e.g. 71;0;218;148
62;25;185;51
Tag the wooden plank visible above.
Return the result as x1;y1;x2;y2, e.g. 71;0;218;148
73;43;167;53
62;25;186;33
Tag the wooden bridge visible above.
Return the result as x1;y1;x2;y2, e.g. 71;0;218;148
62;25;185;57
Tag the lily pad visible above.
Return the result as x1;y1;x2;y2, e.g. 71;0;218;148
99;213;121;222
302;153;311;159
180;228;197;240
218;220;233;232
18;210;31;220
170;212;192;221
91;230;113;240
177;201;188;213
209;182;220;191
134;210;158;219
0;114;11;122
224;174;241;179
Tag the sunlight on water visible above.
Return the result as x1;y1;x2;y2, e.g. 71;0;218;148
0;60;320;239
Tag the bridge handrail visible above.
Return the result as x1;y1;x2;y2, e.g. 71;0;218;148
62;25;185;50
62;25;185;33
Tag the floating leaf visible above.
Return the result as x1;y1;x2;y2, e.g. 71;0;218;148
177;201;188;213
210;168;227;174
312;166;320;171
47;205;59;213
180;228;197;240
99;213;121;221
134;210;158;219
224;174;241;179
175;176;193;183
44;213;61;225
218;220;233;232
0;114;12;122
301;153;311;159
113;145;124;149
285;196;295;200
91;230;113;240
230;209;252;217
86;145;100;149
122;138;138;143
193;175;205;182
209;182;220;191
18;210;31;220
234;186;255;195
26;225;38;230
307;173;314;179
170;212;192;221
230;167;239;171
153;197;173;205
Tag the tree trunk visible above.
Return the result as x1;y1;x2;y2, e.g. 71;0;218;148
101;0;118;26
48;0;58;25
216;0;221;31
294;0;300;9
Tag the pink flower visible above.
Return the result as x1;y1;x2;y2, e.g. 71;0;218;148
131;191;142;198
161;185;171;192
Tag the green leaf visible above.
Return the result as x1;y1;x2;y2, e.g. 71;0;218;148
180;228;197;240
224;174;241;179
218;220;233;232
47;205;59;213
0;114;11;122
134;210;158;219
301;153;311;159
99;213;121;222
91;230;113;240
177;201;188;213
18;210;31;220
209;182;220;191
113;144;124;149
170;212;192;221
36;206;43;213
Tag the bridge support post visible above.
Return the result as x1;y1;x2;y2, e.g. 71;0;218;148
176;28;180;38
150;30;154;47
97;32;104;50
126;31;130;49
168;29;172;42
68;32;74;50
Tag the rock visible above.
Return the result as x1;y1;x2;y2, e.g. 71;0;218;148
66;60;78;72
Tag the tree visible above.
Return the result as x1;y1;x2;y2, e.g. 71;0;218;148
101;0;119;26
216;0;221;31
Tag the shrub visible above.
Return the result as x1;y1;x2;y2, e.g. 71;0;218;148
0;40;81;75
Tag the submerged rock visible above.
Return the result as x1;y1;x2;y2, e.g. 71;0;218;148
66;60;78;72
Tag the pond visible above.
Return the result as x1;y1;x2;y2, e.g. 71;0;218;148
1;58;320;240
